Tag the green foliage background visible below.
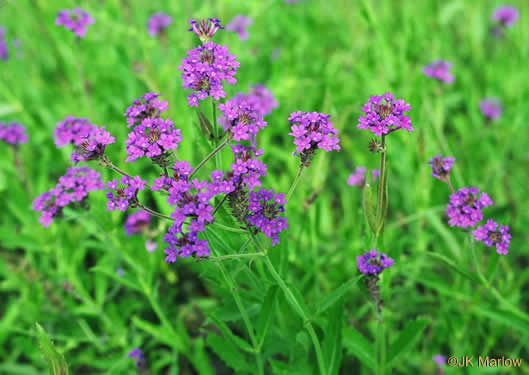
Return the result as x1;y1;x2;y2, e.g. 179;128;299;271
1;0;528;374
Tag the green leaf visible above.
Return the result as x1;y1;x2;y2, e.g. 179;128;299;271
206;333;250;372
208;314;255;353
474;307;529;337
386;319;429;367
323;299;344;375
131;316;183;352
257;286;279;348
362;183;376;235
425;252;480;283
342;326;376;371
315;275;363;316
376;159;390;237
196;110;214;140
36;323;70;375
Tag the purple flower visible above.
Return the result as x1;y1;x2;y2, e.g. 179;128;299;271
357;249;394;275
0;122;28;145
54;117;96;147
55;8;95;38
105;175;146;212
247;188;288;246
347;167;367;188
446;187;493;228
492;6;519;28
146;239;158;253
70;125;115;164
358;93;413;136
124;94;182;163
234;85;278;117
472;219;511;255
480;98;503;120
124;211;151;235
116;268;125;276
188;18;224;43
226;15;253;41
372;169;380;182
0;27;8;61
218;98;267;142
147;12;172;37
433;355;446;367
33;168;104;228
428;155;456;181
229;144;267;191
423;60;454;84
127;348;146;370
178;41;240;107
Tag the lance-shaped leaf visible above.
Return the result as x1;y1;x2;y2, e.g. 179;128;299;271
363;182;377;235
196;110;215;140
36;323;70;375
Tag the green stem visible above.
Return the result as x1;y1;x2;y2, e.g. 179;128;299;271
376;311;386;375
375;135;387;243
138;204;174;222
211;100;222;170
189;135;231;179
209;253;264;262
211;221;247;234
212;194;229;216
286;167;304;203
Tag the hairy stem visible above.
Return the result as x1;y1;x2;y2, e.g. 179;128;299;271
212;194;229;216
137;204;174;221
376;310;386;375
286;166;305;203
375;135;387;241
189;135;231;180
209;252;264;261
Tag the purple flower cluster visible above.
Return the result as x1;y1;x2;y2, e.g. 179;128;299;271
0;122;28;145
230;144;267;191
446;187;493;228
54;116;96;147
0;27;8;61
428;155;456;181
147;13;172;37
219;98;267;142
423;60;454;84
55;8;95;38
247;188;288;246
472;219;511;255
433;355;446;367
357;249;394;275
492;6;519;28
71;125;115;164
226;15;253;41
106;175;146;211
234;85;278;117
347;167;367;188
124;94;182;163
189;18;224;43
127;348;146;370
288;111;340;164
480;98;503;120
178;42;240;107
125;211;151;235
357;93;413;136
33;168;103;227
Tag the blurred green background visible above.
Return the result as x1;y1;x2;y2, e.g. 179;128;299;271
1;0;528;374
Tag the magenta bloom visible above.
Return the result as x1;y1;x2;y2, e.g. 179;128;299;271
127;348;146;370
472;219;511;255
0;122;28;145
446;187;493;228
55;8;95;38
124;211;151;235
357;249;394;275
372;169;380;182
70;125;115;164
347;167;367;188
480;98;503;120
423;60;454;84
0;27;8;61
178;41;240;107
247;188;288;246
234;85;278;117
147;12;172;37
54;117;96;147
229;144;267;191
219;98;267;142
428;155;456;180
33;168;104;228
105;176;146;212
226;15;253;41
189;18;224;43
492;6;519;28
433;355;446;367
357;93;413;136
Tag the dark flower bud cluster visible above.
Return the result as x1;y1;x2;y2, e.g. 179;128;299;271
106;176;146;211
357;92;413;136
33;168;103;227
0;121;28;145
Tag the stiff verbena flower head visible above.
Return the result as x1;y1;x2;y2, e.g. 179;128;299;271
423;60;454;84
125;211;151;235
127;348;146;370
480;98;503;120
492;6;519;28
472;219;511;255
188;18;224;43
247;188;288;246
55;8;95;38
226;15;253;41
178;42;240;107
124;93;182;163
0;27;8;61
288;111;340;166
347;167;367;188
229;144;267;191
33;168;103;227
357;249;394;275
0;122;28;145
357;93;413;136
219;98;267;142
54;116;96;147
428;155;456;181
234;85;278;117
446;187;493;228
106;175;146;211
147;12;172;37
71;125;115;164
